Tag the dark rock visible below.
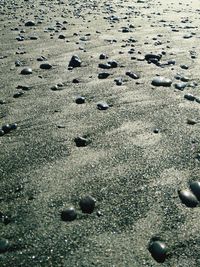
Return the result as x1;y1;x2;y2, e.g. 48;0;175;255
178;189;199;208
180;64;189;70
68;55;81;68
126;71;140;79
98;63;111;69
75;96;85;104
74;136;89;147
108;60;118;68
98;72;110;79
190;181;200;200
99;53;108;60
2;124;11;134
79;195;96;214
0;239;10;253
13;91;24;98
25;20;35;26
20;67;32;75
187;119;197;125
148;240;167;263
10;123;18;130
145;53;162;61
151;76;172;87
0;130;4;136
114;77;123;86
40;63;52;70
184;93;195;101
97;102;109;110
174;82;187;90
61;207;77;222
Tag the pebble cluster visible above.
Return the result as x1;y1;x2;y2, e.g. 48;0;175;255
0;0;200;265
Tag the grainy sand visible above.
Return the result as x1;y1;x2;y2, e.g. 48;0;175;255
0;0;200;266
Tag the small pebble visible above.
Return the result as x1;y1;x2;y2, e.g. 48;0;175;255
79;195;96;214
68;55;81;68
190;181;200;200
40;63;52;70
178;189;199;208
74;136;89;147
0;239;10;253
97;102;109;110
148;240;167;263
151;76;172;87
75;96;85;104
61;207;77;222
21;67;32;75
98;72;110;79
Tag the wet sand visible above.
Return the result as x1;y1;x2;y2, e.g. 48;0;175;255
0;0;200;266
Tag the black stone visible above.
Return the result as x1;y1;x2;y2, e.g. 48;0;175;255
0;239;10;253
190;181;200;201
75;96;85;104
145;53;162;61
74;136;89;147
126;71;140;79
178;189;199;208
13;91;24;98
25;20;35;26
2;124;11;134
98;63;111;69
184;93;195;101
98;72;110;79
61;207;77;222
151;76;172;87
79;196;96;214
68;55;81;68
0;130;4;136
174;82;187;90
9;123;18;130
21;67;32;75
99;53;108;59
40;63;52;70
148;240;167;263
97;102;109;110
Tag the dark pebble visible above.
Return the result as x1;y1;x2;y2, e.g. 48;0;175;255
98;63;111;69
187;119;197;125
75;96;85;104
97;102;109;110
184;93;195;101
178;189;199;208
74;136;89;147
2;124;11;134
68;55;81;68
0;130;4;136
72;78;80;83
0;239;10;253
126;71;140;79
148;240;167;263
190;181;200;200
79;195;96;214
151;76;172;87
61;207;77;222
99;53;108;59
40;63;52;70
21;67;32;75
145;53;162;61
174;82;187;90
10;123;18;130
13;91;24;98
98;72;110;79
25;20;35;26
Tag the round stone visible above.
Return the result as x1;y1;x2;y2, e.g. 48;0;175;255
178;189;199;208
0;130;4;136
21;67;32;75
98;72;110;79
9;123;18;130
190;181;200;201
40;63;52;70
74;136;89;147
0;239;10;253
68;55;81;68
79;196;96;214
151;76;172;87
2;124;11;134
126;71;140;79
75;96;85;104
97;102;109;110
25;20;35;26
148;240;167;263
61;207;77;222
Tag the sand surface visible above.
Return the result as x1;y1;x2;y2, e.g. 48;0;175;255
0;0;200;266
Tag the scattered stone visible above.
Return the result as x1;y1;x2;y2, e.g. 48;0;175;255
190;181;200;200
126;71;140;79
97;102;109;110
25;20;35;26
187;119;197;125
184;93;195;101
75;96;85;104
99;53;108;60
151;76;172;87
0;239;10;253
40;63;52;70
98;72;110;79
178;189;199;208
21;67;32;75
0;130;4;136
13;91;24;98
114;77;123;86
74;136;89;147
1;124;11;134
79;196;96;214
148;240;168;263
145;53;162;61
61;207;77;222
68;55;81;68
174;82;187;90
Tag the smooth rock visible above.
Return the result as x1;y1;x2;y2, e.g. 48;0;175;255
148;240;167;263
25;20;35;26
190;181;200;200
98;72;110;79
75;96;85;104
61;207;77;222
126;71;140;79
40;63;52;70
21;67;32;75
68;55;81;68
97;102;109;110
79;196;96;214
0;239;10;253
178;189;199;208
74;136;89;147
151;76;172;87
